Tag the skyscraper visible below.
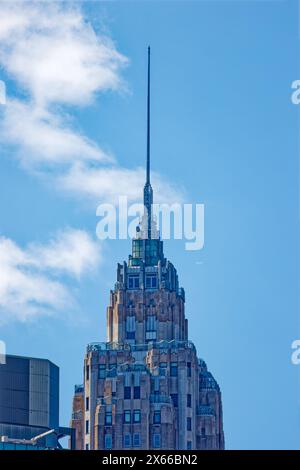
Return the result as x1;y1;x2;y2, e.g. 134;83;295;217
71;48;224;451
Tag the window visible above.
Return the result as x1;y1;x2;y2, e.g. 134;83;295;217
133;386;140;399
159;362;167;376
86;365;89;381
146;316;156;330
124;386;131;399
123;433;131;448
146;315;156;341
153;376;159;393
170;362;178;377
145;241;158;265
105;412;112;426
128;275;139;289
146;330;156;341
153;433;161;449
187;394;191;408
187;417;192;431
108;364;117;378
133;433;141;448
86;397;89;411
85;444;89;451
124;410;131;424
201;427;206;436
133;410;141;423
132;240;143;258
85;420;89;434
126;315;136;340
146;274;157;289
187;362;191;378
104;434;112;449
98;364;106;379
170;393;178;407
112;380;116;396
187;441;192;450
153;411;161;424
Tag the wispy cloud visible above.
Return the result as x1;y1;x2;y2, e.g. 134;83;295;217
0;228;101;323
57;162;183;204
0;1;183;205
2;100;111;168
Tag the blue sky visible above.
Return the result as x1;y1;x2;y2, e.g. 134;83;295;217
0;0;299;450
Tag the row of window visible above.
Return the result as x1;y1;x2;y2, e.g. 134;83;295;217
171;394;192;410
128;276;139;289
126;314;158;341
99;363;117;379
103;433;161;450
86;437;193;451
132;241;159;259
108;409;166;425
125;410;161;424
86;394;191;416
124;386;140;399
161;362;191;377
124;388;192;405
128;274;158;290
123;409;141;424
87;362;192;381
86;413;191;434
124;433;141;448
85;386;192;411
89;391;191;410
86;410;142;432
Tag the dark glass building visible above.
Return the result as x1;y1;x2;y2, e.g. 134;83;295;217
0;354;74;450
0;354;59;440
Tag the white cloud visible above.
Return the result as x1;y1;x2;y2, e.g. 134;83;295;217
57;162;184;205
28;228;101;278
1;100;112;168
0;228;101;323
0;1;184;205
0;1;126;106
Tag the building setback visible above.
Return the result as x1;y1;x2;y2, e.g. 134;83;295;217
71;48;224;451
